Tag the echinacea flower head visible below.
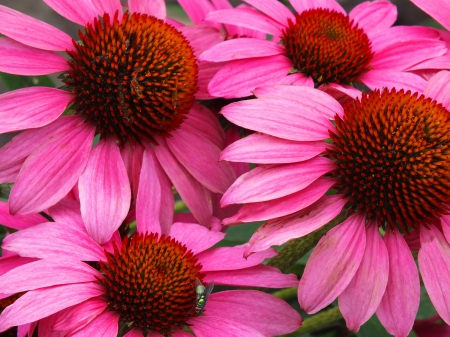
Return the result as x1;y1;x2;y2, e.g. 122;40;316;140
0;198;301;336
200;0;447;98
220;71;450;336
0;0;235;233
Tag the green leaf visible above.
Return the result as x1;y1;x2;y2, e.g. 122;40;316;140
356;315;417;337
0;72;55;91
214;222;263;247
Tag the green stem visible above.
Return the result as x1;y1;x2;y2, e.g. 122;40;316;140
267;210;348;273
271;287;298;301
283;307;343;336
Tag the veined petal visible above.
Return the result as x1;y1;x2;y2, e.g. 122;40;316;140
419;224;450;325
243;0;294;25
289;0;346;15
208;55;292;98
0;201;46;230
441;215;450;245
370;26;439;53
221;98;331;141
222;156;334;205
0;255;37;276
189;316;265;337
128;0;165;19
361;70;427;94
298;214;366;314
409;0;450;31
245;195;346;256
9;121;95;214
0;87;71;133
424;71;450;111
79;138;131;245
376;229;420;337
177;0;213;24
179;26;224;57
91;0;123;21
169;222;225;255
339;222;389;332
348;1;396;38
69;310;118;337
0;37;69;75
48;198;85;230
221;133;327;164
0;5;73;51
42;0;100;26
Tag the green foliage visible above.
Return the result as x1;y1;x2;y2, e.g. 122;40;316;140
0;73;55;91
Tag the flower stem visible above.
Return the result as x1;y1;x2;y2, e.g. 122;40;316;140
283;307;343;336
271;287;298;301
267;210;348;273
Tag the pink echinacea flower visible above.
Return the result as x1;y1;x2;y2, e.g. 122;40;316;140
200;0;447;98
0;0;236;237
220;71;450;336
0;198;301;336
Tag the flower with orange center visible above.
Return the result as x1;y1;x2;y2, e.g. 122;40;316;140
219;71;450;336
199;0;446;98
0;0;235;235
0;198;301;336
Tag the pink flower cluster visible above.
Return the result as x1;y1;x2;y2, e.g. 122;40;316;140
0;0;449;336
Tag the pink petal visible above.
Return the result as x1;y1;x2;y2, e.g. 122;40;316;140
254;84;344;120
196;245;277;271
349;1;396;38
177;0;213;24
129;0;166;19
200;38;283;62
289;0;346;15
221;98;331;141
298;214;366;314
178;25;224;57
169;222;225;255
245;195;346;256
9;121;95;214
361;70;427;94
243;0;295;25
91;0;123;21
376;229;420;337
125;329;148;337
136;148;162;236
190;316;265;337
339;222;389;332
0;5;73;51
79;138;131;245
222;156;334;205
0;259;101;294
69;310;118;337
441;215;450;245
0;87;71;133
167;126;236;194
410;0;450;31
205;290;301;335
2;222;105;261
47;197;85;230
0;37;70;75
196;61;224;100
424;71;450;111
419;224;450;325
319;83;362;105
42;0;100;26
205;7;284;36
0;255;37;276
222;133;327;164
277;72;315;87
208;55;292;98
0;201;46;230
223;177;335;224
0;282;104;332
154;141;212;227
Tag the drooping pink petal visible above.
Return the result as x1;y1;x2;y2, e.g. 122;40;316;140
154;141;212;227
167;126;236;194
208;55;292;98
222;156;334;205
298;214;366;314
0;87;71;133
196;61;224;100
0;255;37;276
339;222;389;332
130;143;145;201
424;71;450;111
9;121;95;215
221;98;332;141
277;72;315;87
79;137;131;245
205;7;284;36
124;328;148;337
243;0;295;25
409;0;450;31
177;0;214;24
136;147;162;236
200;38;283;62
441;215;450;244
245;195;346;256
319;83;362;105
152;152;174;235
0;5;73;51
0;282;104;332
0;259;102;294
178;26;224;57
69;310;118;337
289;0;346;15
376;229;420;337
360;70;427;93
221;133;327;164
190;316;265;337
169;222;225;255
222;177;335;224
349;1;396;38
47;197;85;230
128;0;166;19
196;245;277;271
0;37;70;75
206;290;301;336
0;201;46;230
42;0;100;26
419;224;450;325
2;222;105;261
204;265;298;287
91;0;123;21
